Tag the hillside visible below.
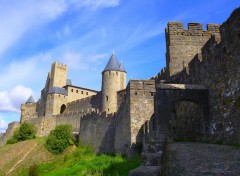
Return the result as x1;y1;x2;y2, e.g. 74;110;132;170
0;139;140;176
0;138;56;176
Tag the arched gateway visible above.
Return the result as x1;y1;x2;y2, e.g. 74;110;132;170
154;83;209;141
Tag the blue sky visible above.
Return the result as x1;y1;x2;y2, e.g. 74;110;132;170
0;0;239;132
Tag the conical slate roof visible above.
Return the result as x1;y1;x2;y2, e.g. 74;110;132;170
103;53;126;72
103;53;120;71
26;95;35;104
119;62;126;72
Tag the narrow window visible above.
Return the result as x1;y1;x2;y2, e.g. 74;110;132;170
71;89;73;92
60;104;66;114
86;92;88;95
59;95;60;97
81;91;83;94
76;90;78;93
108;108;109;111
135;92;137;95
116;72;118;76
106;96;108;101
151;92;154;96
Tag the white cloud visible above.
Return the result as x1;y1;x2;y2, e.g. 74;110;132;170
0;115;8;133
0;0;68;56
0;0;121;57
0;85;33;113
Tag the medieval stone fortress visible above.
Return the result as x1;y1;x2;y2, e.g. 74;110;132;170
0;7;240;175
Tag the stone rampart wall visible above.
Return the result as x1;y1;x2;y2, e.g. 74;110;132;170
0;122;20;146
129;80;155;145
185;8;240;143
65;93;101;114
79;112;115;154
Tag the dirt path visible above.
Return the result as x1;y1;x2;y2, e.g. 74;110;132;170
6;143;37;175
165;142;240;176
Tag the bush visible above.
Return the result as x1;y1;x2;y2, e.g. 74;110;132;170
6;122;36;144
17;122;36;141
45;124;75;154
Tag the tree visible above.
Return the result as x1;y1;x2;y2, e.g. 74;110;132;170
45;124;75;154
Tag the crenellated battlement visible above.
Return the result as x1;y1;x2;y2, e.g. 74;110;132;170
52;62;67;69
167;22;221;36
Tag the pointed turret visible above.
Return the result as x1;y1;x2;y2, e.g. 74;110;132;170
103;53;121;72
119;62;126;72
25;95;35;104
101;52;127;114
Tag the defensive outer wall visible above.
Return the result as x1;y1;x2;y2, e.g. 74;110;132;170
0;7;240;176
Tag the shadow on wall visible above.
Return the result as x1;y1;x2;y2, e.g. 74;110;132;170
154;86;210;142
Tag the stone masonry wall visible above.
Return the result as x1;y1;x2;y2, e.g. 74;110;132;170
0;122;20;147
165;22;220;77
65;85;98;103
185;8;240;144
79;112;115;154
129;80;155;145
27;111;83;136
114;87;131;154
64;93;101;114
20;103;38;123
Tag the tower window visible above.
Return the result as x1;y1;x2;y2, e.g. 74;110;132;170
106;96;108;101
135;92;137;95
108;108;109;111
81;91;83;94
151;92;154;96
71;89;73;92
86;92;88;95
76;90;78;93
116;72;118;76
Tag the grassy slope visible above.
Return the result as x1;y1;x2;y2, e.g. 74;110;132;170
0;138;57;176
0;139;140;176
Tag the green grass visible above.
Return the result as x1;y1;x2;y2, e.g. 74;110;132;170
0;137;140;176
40;146;140;176
17;143;140;176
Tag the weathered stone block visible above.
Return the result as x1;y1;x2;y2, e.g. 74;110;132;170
129;166;161;176
141;152;162;166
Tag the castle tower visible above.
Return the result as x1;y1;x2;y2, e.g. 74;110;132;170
20;95;37;123
101;52;126;114
165;22;220;77
49;62;67;88
45;62;68;116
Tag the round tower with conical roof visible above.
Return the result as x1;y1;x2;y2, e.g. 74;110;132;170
101;52;126;114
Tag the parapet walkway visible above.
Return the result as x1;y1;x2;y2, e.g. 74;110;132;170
166;142;240;176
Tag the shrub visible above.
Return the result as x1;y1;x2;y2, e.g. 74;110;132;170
45;124;75;154
6;122;36;144
17;122;36;141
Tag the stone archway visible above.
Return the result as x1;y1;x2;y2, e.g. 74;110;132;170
154;83;209;141
172;100;204;141
60;104;66;114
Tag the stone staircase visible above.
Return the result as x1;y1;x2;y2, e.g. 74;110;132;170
129;134;167;176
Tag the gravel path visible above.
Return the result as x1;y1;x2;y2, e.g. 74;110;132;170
165;142;240;176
